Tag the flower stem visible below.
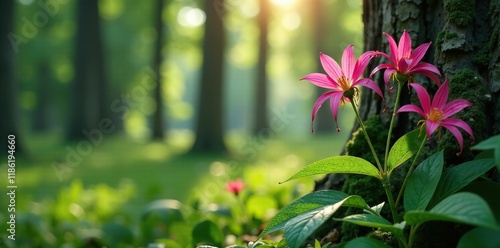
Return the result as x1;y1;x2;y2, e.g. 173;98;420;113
395;135;427;208
384;84;404;172
408;224;420;248
382;174;400;223
350;101;383;171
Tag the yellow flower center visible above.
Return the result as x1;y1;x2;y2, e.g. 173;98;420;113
428;107;444;122
338;76;352;91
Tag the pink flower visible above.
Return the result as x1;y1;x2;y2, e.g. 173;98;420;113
371;30;441;86
397;81;474;155
226;179;245;195
302;45;383;132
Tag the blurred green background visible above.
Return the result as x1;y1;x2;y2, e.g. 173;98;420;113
0;0;363;246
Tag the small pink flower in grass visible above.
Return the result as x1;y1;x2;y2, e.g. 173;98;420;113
226;179;245;196
371;30;441;87
397;80;474;155
301;45;383;132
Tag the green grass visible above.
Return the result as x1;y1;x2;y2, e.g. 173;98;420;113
1;129;351;218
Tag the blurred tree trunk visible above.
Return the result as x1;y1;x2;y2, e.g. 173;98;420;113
0;0;24;155
151;0;165;140
253;0;269;134
314;0;500;244
33;62;51;131
67;0;108;140
190;0;226;153
311;0;334;133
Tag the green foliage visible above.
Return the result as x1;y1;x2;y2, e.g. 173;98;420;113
444;0;476;26
404;151;443;212
429;158;496;207
387;129;423;174
472;135;500;170
335;214;404;238
457;227;500;248
344;237;392;248
404;192;498;230
281;156;382;183
192;220;224;247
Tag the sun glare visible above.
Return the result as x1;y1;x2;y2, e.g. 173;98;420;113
271;0;297;6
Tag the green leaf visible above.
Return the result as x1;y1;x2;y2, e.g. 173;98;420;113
457;227;500;248
259;190;348;238
387;129;422;173
284;197;353;248
345;237;392;248
335;214;404;238
192;220;224;247
472;135;500;170
404;151;443;212
281;156;381;183
429;159;495;207
404;192;498;230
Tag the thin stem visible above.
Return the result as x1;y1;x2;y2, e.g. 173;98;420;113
350;101;383;171
382;175;400;223
408;224;420;248
395;135;427;207
384;84;404;172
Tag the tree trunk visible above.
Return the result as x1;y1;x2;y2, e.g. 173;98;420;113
33;62;51;132
253;0;270;134
190;0;226;153
0;0;24;155
152;0;165;140
67;0;108;141
311;0;335;133
313;0;500;244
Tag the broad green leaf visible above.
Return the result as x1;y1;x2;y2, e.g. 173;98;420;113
429;159;495;207
284;197;352;248
404;151;443;212
281;156;381;183
387;129;423;173
335;214;404;238
404;192;498;230
365;202;385;215
457;227;500;248
259;190;348;238
345;237;392;248
192;220;223;247
472;135;500;170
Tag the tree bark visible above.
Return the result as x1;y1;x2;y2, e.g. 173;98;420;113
67;0;108;141
33;62;51;132
190;0;226;153
253;0;270;134
152;0;165;140
0;0;24;155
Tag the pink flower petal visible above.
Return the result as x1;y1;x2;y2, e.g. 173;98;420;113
329;92;345;129
320;53;342;80
384;32;399;65
354;78;384;99
411;63;442;86
311;91;335;124
409;42;431;68
397;58;410;74
441;124;465;155
341;45;356;78
301;73;336;89
354;51;378;80
383;68;396;86
442;99;472;119
426;120;440;138
432;81;449;109
441;118;475;142
410;83;432;114
398;30;412;59
396;104;426;117
370;63;392;79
